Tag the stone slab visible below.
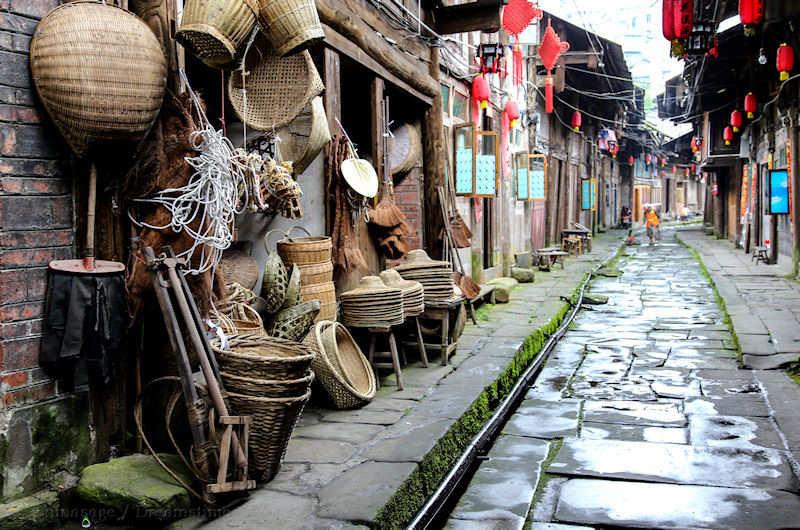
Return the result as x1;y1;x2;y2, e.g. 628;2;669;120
283;439;357;464
293;422;385;444
366;418;452;463
688;414;785;450
318;408;407;425
685;395;771;417
581;400;686;427
554;478;800;530
579;422;687;444
503;399;580;439
548;438;797;491
317;462;417;522
201;489;316;529
449;435;549;525
742;353;800;370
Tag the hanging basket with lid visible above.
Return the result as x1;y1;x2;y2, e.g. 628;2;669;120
228;38;324;131
256;0;325;56
177;0;259;69
30;1;167;157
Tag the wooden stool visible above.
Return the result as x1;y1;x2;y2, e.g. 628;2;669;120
365;327;404;390
418;298;463;366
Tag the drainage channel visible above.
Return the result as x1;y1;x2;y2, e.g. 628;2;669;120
408;259;608;529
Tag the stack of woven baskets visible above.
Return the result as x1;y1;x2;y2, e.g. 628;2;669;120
304;321;376;409
277;228;336;322
214;333;315;481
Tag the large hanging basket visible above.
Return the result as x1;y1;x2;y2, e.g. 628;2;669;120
177;0;259;68
228;39;324;131
228;388;310;481
30;1;167;157
277;96;332;174
213;333;316;381
256;0;324;56
305;321;375;409
277;227;332;266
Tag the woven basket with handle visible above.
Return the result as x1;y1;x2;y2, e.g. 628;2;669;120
30;1;167;157
213;333;315;381
177;0;259;68
277;227;332;266
228;388;310;482
256;0;324;56
304;321;375;409
228;39;323;131
221;370;313;398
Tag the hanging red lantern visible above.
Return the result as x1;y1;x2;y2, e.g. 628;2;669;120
538;20;570;114
628;155;635;167
777;43;795;82
672;165;678;173
571;111;582;132
723;126;734;146
744;92;757;119
685;167;691;177
505;100;521;128
472;74;490;109
661;157;667;167
663;0;693;56
645;153;652;165
731;110;743;133
691;136;700;153
739;0;763;36
610;144;619;158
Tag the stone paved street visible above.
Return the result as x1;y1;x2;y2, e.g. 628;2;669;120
448;230;800;530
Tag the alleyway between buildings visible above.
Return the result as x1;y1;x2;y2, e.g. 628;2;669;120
449;227;800;530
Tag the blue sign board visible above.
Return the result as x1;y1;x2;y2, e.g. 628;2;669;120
770;169;790;215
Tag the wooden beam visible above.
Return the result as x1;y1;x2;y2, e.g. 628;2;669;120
317;1;439;99
321;25;433;106
423;47;446;258
371;77;385;187
323;48;342;134
433;3;502;35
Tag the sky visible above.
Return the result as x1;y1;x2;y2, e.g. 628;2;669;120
537;0;692;138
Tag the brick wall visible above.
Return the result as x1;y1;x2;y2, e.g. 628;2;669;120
0;0;73;410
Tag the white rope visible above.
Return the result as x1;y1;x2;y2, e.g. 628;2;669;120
129;72;247;276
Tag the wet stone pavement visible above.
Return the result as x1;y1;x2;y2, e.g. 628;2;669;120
447;233;800;530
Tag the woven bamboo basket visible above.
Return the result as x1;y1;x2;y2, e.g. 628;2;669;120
30;1;167;157
177;0;258;68
228;388;310;481
212;303;265;335
277;227;332;266
277;97;332;174
228;39;323;131
265;300;320;342
213;333;315;381
304;321;375;409
297;261;333;286
221;370;313;398
220;250;260;291
256;0;324;56
317;301;338;322
301;281;336;305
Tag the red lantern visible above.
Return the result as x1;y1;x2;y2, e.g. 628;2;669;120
723;126;734;146
672;165;678;173
610;144;619;158
685;168;691;177
731;110;743;133
505;100;520;128
744;92;757;119
571;111;582;132
661;157;667;168
472;74;490;109
539;20;569;114
662;0;693;41
777;43;795;82
645;153;652;165
628;155;635;167
739;0;763;35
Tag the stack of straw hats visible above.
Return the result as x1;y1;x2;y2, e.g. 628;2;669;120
392;250;454;303
379;269;424;318
340;276;403;328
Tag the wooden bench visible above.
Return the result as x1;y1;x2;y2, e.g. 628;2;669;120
470;284;496;307
534;248;568;271
753;246;770;265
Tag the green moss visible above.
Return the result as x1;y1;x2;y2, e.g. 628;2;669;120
676;237;743;363
474;304;494;322
372;272;591;529
526;438;564;523
31;398;92;488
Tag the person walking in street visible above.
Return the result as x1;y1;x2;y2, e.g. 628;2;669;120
645;206;660;245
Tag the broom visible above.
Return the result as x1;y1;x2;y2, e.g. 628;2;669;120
368;98;408;231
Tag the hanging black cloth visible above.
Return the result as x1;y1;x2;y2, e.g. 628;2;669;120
41;271;127;384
